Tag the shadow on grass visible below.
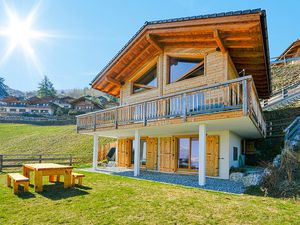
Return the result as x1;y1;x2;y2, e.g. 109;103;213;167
39;182;90;200
14;186;36;199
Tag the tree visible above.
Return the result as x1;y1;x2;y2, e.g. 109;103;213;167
37;76;56;98
0;77;8;97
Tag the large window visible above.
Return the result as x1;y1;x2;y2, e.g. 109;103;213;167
132;65;157;94
169;58;204;83
177;137;199;170
131;139;147;165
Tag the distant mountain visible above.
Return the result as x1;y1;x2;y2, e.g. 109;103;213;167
5;85;25;98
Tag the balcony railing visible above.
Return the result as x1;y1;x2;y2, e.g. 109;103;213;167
76;76;266;137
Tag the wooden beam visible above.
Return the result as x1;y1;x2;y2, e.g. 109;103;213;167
213;29;227;53
105;76;121;87
114;44;153;79
133;83;156;89
146;34;163;52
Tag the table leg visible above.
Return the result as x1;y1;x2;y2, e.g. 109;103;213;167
64;169;72;188
34;170;43;192
22;166;30;180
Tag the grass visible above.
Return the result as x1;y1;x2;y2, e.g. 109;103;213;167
0;171;299;225
0;123;114;162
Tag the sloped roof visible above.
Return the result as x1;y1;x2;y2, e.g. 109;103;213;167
277;39;300;60
91;9;271;98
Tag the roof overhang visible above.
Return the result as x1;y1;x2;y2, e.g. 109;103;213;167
91;9;271;99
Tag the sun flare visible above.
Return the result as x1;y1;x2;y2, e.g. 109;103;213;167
0;2;51;73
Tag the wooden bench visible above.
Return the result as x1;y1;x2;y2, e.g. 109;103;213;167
7;173;29;194
72;172;85;186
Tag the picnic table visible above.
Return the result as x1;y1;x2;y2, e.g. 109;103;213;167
22;163;73;192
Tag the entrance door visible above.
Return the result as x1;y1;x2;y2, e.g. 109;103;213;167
206;135;219;176
176;136;219;176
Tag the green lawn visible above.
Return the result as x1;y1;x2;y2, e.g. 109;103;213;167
0;171;299;225
0;123;113;162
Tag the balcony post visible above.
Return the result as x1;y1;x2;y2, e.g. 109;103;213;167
182;93;187;122
93;134;99;170
143;102;147;126
134;129;140;176
114;109;118;129
242;79;248;116
93;113;96;131
198;124;206;186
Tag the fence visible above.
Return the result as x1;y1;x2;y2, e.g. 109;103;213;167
0;153;93;171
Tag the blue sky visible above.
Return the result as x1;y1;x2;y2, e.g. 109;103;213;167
0;0;299;91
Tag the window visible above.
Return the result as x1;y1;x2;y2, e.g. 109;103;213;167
131;139;147;165
19;109;26;113
169;57;204;83
132;65;157;94
233;147;238;161
178;137;199;170
10;108;16;112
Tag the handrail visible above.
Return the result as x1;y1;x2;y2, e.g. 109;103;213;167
76;76;266;137
76;75;253;118
284;116;300;133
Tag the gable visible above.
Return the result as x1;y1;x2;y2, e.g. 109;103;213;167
91;9;271;99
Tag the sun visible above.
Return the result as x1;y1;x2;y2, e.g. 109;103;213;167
0;1;51;72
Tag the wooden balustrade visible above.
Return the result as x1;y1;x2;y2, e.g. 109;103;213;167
76;76;266;136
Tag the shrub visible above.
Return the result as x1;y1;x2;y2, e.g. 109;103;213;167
261;146;300;198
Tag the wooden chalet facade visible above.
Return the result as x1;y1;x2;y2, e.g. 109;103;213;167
76;9;270;184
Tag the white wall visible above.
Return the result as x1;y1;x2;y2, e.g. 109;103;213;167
228;131;242;168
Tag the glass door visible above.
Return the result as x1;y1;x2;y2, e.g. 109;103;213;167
177;137;199;171
131;139;147;165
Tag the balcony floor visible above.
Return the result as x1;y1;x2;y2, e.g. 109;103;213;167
80;111;262;139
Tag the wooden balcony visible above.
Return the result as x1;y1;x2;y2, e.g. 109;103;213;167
76;76;266;137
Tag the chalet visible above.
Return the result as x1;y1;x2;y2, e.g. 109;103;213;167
76;9;270;185
52;96;75;109
0;96;54;115
275;39;300;65
71;97;103;113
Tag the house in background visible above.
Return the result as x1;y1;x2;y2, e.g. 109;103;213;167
76;9;270;185
51;96;75;109
71;96;103;113
0;96;55;115
275;39;300;65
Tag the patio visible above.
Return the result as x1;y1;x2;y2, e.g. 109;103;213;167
81;167;245;194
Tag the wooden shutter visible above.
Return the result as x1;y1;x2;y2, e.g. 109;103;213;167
206;135;219;176
160;137;176;172
146;138;158;170
117;139;132;167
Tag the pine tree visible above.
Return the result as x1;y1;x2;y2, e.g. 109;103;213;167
0;77;8;98
37;76;56;98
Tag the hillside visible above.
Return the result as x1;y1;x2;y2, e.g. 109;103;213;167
0;123;114;161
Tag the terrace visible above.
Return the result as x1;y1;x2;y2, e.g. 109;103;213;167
76;75;266;137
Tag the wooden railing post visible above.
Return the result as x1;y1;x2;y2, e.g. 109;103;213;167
93;113;96;131
182;93;187;122
242;79;248;116
114;109;118;129
143;102;147;126
0;155;3;172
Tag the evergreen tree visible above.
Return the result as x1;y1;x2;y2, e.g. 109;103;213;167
37;76;56;98
0;77;8;98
